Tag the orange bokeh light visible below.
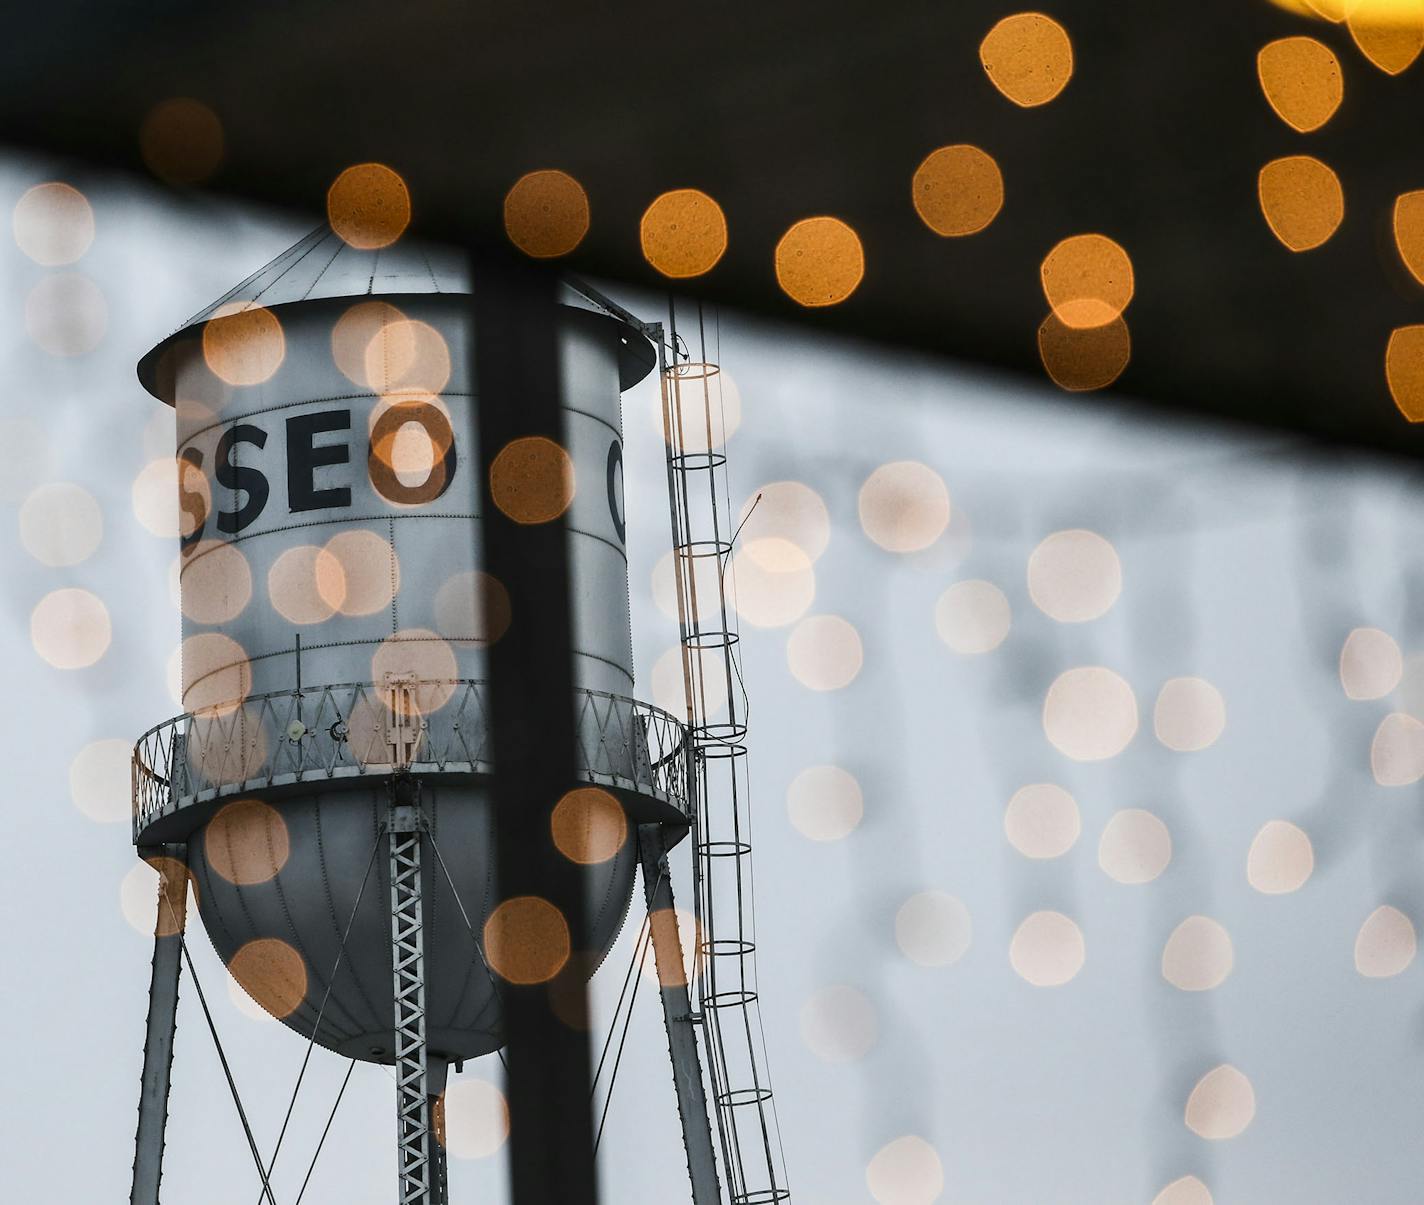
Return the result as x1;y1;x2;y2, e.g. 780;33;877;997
327;163;411;250
503;170;590;259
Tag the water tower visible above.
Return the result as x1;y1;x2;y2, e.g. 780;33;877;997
127;227;789;1204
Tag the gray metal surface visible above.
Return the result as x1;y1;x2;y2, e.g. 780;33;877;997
129;845;186;1205
131;234;669;1069
638;823;721;1205
162;292;637;704
131;681;691;841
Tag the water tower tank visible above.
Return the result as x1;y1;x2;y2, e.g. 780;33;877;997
131;227;686;1069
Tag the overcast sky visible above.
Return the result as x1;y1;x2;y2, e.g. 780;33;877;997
5;153;1424;1205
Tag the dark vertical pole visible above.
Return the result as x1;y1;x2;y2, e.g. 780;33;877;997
470;249;599;1204
131;844;188;1205
638;824;722;1204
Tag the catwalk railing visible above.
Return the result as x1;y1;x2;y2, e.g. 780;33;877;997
132;680;690;842
661;326;790;1204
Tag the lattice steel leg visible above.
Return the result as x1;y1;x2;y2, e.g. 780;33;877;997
389;798;434;1204
131;844;187;1205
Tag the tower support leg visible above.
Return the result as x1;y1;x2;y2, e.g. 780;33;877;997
389;796;435;1204
130;844;188;1205
638;824;722;1205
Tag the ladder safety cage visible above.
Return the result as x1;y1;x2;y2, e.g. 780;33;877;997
658;299;791;1205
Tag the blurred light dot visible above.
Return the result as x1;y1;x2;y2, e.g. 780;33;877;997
774;216;865;307
484;896;571;984
730;540;815;628
363;317;451;398
1300;0;1347;19
438;1078;509;1159
141;404;176;461
31;587;110;669
19;482;102;567
1040;234;1134;329
641;906;701;989
1154;677;1226;752
652;549;718;625
165;645;183;707
205;799;289;885
640;188;728;278
800;985;878;1062
26;273;106;356
1027;529;1121;622
203;302;284;386
327;163;410;250
120;858;195;938
787;614;864;691
376;404;448;490
0;418;53;502
738;481;830;565
331;300;406;387
181;540;253;625
434;570;512;646
858;461;950;552
866;1135;945;1205
894;891;972;967
490;436;575;524
317;529;398;617
13;182;94;265
980;12;1073;106
911;145;1004;237
268;545;338;625
1162;916;1234;991
1004;783;1080;859
70;738;132;823
228;969;275;1023
1349;1;1424;74
1038;312;1130;391
132;456;211;540
140;98;224;185
1043;666;1137;761
786;764;863;841
1010;911;1085;986
503;170;589;259
181;631;252;715
1386;325;1424;421
1257;37;1343;131
372;629;459;714
551;787;627;864
1340;627;1403;698
660;365;742;453
934;580;1011;654
1356;904;1417;977
1185;1066;1256;1140
1099;808;1172;884
1247;820;1314;894
1395;191;1424;286
1153;1176;1214;1205
229;938;308;1019
651;644;728;719
1258;156;1343;251
1371;712;1424;785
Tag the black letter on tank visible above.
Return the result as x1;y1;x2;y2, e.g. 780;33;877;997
178;446;207;554
215;424;269;535
287;410;352;513
606;438;626;544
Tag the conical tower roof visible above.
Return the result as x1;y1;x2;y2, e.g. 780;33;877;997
178;226;469;328
138;226;653;400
